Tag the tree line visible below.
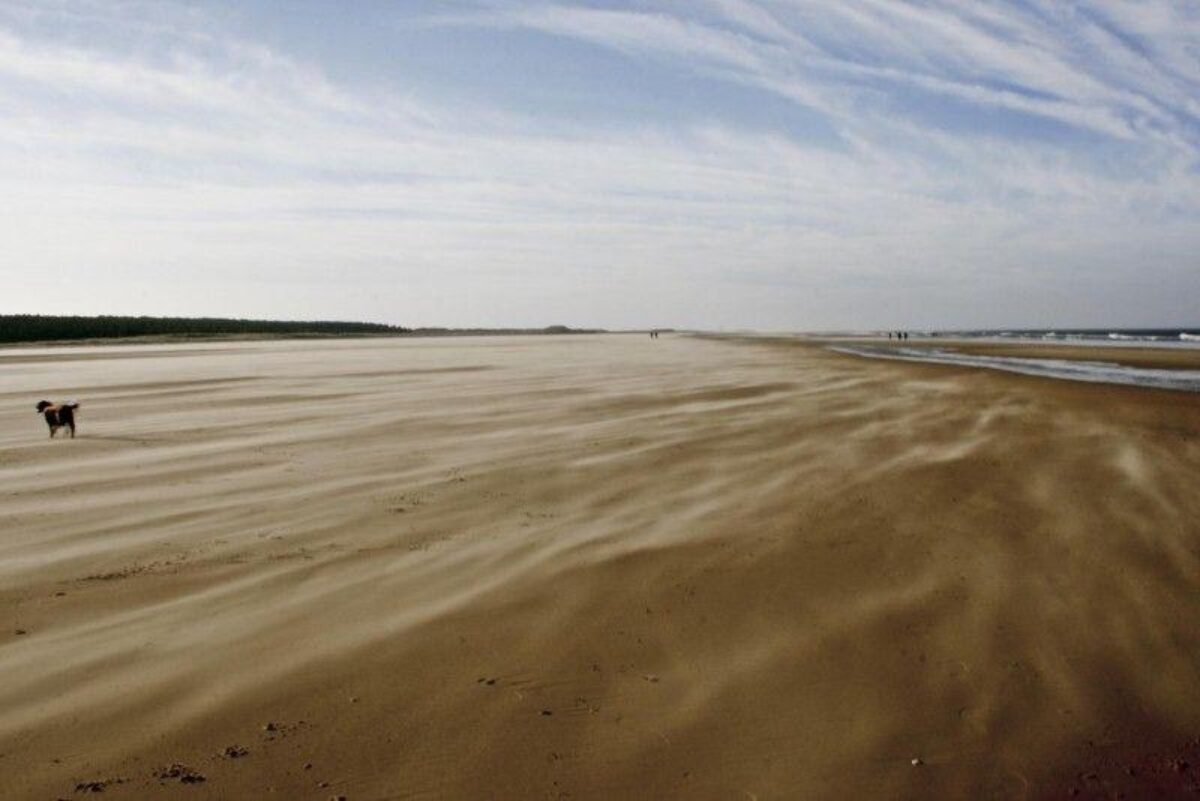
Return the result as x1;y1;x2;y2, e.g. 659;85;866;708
0;315;409;343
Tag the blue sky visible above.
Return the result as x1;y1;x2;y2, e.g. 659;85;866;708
1;0;1198;330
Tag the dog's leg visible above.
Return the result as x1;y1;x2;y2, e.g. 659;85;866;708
68;422;76;438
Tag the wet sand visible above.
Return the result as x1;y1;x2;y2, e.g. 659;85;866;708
887;339;1200;370
2;334;1200;799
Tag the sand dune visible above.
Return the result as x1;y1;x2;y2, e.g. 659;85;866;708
2;334;1200;799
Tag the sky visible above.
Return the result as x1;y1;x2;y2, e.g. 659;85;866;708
1;0;1198;331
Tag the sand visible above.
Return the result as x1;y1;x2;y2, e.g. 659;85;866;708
2;334;1200;799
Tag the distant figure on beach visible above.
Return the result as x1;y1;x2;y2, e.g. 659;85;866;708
36;400;80;438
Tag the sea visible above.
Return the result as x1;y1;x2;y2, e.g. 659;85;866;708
829;328;1200;393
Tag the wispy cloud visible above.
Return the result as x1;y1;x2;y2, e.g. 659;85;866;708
459;0;1200;149
0;1;1196;328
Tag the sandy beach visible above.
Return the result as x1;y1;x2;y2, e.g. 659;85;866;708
3;333;1200;800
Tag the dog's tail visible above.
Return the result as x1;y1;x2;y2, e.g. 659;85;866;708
64;400;80;411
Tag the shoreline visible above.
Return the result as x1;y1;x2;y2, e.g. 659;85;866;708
878;338;1200;371
812;337;1200;394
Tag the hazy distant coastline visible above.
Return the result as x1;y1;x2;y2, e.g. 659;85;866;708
0;315;608;347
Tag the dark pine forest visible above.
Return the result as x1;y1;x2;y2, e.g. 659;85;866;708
0;315;408;344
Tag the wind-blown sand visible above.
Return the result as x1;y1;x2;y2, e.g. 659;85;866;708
2;334;1199;799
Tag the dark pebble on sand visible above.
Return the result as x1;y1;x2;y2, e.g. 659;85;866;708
222;745;249;759
154;764;205;784
14;629;26;635
541;709;553;716
74;779;120;793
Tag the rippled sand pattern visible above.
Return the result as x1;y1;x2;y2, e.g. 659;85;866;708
2;335;1199;799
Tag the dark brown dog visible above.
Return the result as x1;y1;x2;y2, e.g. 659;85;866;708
36;400;79;438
